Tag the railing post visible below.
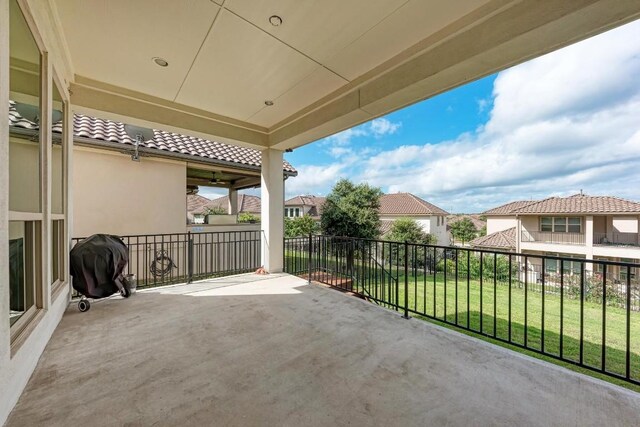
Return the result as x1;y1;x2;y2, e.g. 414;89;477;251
404;240;409;319
308;233;313;284
187;231;194;284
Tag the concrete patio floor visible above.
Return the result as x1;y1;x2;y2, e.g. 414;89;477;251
6;273;640;426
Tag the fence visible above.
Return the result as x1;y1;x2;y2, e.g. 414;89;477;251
284;235;640;386
72;230;262;292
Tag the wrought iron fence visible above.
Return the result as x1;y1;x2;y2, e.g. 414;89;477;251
72;231;261;294
284;234;640;385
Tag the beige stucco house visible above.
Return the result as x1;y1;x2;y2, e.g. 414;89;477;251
379;193;449;245
285;195;325;220
3;0;640;423
474;194;640;280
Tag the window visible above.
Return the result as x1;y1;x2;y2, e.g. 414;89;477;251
51;79;67;286
544;252;584;275
295;208;300;217
9;0;43;333
620;258;637;282
540;217;581;233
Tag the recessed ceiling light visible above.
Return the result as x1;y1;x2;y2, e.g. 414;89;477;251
153;57;169;67
269;15;282;26
264;100;274;106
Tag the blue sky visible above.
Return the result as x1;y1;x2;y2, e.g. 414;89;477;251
203;20;640;214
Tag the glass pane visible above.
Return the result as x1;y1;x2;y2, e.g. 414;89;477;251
568;217;581;225
51;220;64;284
553;217;567;233
540;217;552;232
52;81;64;214
9;221;37;325
9;0;41;213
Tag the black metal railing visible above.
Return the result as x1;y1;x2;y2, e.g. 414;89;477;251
72;231;261;293
593;232;640;246
284;234;640;385
521;231;585;245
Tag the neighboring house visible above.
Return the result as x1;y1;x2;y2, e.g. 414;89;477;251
474;194;640;280
470;227;516;252
285;195;326;220
379;193;450;245
9;101;296;237
206;194;262;217
483;200;538;234
187;194;212;224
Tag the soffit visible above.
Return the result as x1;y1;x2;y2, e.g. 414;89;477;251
52;0;493;129
53;0;220;100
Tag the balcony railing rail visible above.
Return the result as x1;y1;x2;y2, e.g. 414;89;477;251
521;230;585;245
71;230;261;293
285;234;640;386
593;232;640;246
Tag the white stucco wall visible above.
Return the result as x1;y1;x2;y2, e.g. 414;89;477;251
486;216;517;234
613;216;638;233
73;147;187;237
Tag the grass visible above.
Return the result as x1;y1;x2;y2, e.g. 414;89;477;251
284;251;640;391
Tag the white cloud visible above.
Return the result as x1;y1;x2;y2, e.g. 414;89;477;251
370;118;401;137
358;21;640;212
285;163;348;198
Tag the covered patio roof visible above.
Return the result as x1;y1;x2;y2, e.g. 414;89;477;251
22;0;640;149
7;274;640;425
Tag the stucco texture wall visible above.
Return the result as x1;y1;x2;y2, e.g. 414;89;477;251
73;147;187;237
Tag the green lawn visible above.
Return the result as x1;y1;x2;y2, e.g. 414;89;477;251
284;251;640;390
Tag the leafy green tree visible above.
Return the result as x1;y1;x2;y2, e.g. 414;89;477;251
450;217;478;244
384;218;436;268
285;215;320;237
320;179;382;239
478;225;487;237
385;217;435;244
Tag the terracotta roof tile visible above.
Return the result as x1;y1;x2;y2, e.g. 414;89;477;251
204;194;261;214
512;194;640;214
470;227;516;250
8;100;296;174
379;193;449;216
483;200;538;215
187;194;211;214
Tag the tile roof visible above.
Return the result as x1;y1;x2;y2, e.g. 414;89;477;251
285;195;326;218
470;227;516;250
512;194;640;214
204;194;261;214
187;194;212;214
8;100;296;174
483;200;538;215
379;193;449;216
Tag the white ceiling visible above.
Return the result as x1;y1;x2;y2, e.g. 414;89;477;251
53;0;491;127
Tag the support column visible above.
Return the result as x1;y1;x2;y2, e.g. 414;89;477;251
261;149;284;272
228;188;238;215
585;215;594;273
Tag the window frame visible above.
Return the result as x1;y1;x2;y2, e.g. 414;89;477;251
540;216;582;233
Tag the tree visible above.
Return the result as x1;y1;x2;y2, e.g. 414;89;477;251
285;215;320;237
384;218;436;268
320;179;382;239
478;225;487;237
449;217;477;244
385;217;435;245
237;212;259;223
